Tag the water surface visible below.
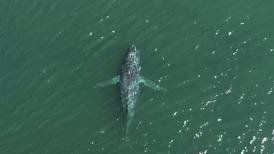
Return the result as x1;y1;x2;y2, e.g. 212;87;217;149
1;0;274;153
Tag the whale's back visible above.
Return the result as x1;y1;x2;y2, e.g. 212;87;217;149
120;45;141;134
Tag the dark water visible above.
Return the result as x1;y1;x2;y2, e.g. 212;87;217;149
1;0;274;153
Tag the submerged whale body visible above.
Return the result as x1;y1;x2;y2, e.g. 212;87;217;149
95;45;166;139
120;45;141;135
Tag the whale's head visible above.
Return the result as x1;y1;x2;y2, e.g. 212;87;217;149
124;44;140;70
127;44;139;56
128;44;137;53
127;44;140;60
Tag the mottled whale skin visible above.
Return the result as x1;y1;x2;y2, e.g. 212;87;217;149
95;45;166;139
120;45;141;135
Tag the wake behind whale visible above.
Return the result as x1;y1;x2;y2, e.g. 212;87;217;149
95;45;166;140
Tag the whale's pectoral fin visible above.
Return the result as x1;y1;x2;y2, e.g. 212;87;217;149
94;75;120;88
139;76;167;91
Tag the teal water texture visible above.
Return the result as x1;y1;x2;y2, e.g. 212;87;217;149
1;0;274;153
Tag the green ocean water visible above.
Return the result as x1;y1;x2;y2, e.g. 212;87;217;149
1;0;274;153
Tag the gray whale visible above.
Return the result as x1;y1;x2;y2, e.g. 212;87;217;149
95;45;166;139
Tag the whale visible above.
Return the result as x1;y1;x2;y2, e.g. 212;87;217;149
95;45;166;139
